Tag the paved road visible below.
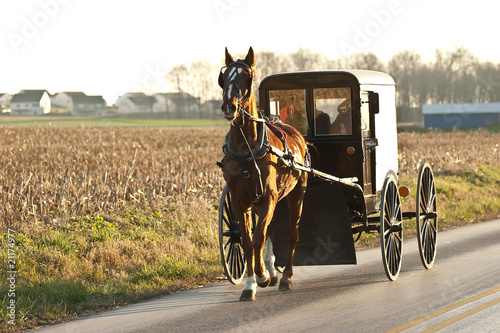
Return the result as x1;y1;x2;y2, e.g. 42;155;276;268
33;219;500;333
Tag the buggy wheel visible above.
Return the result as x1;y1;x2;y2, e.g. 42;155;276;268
218;185;246;284
380;174;403;281
416;163;438;269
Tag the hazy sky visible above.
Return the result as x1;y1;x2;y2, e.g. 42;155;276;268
1;0;498;105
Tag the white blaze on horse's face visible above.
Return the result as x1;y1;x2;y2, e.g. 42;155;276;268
226;67;241;100
221;66;246;121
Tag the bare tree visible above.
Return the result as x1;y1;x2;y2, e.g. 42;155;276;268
167;64;189;93
432;46;477;103
388;50;422;108
475;61;500;102
347;52;385;71
289;48;328;71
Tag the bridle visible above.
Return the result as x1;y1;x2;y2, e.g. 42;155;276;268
219;61;264;127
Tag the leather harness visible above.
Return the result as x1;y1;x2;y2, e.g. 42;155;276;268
217;60;300;203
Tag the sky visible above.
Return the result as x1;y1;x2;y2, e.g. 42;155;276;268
1;0;499;105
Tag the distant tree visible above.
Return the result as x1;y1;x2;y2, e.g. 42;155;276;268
414;64;433;106
189;60;219;103
388;50;423;108
289;48;328;71
167;64;189;93
347;52;385;71
255;51;291;83
167;61;219;103
432;46;477;103
475;61;500;102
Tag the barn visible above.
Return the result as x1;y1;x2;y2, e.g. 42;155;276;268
422;103;500;128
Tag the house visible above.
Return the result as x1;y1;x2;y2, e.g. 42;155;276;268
200;99;223;119
115;92;201;117
52;92;106;116
422;103;500;128
9;90;51;115
51;91;85;113
71;95;106;117
152;92;200;118
0;93;13;113
115;93;155;114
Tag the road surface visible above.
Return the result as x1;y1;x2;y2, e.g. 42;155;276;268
33;219;500;333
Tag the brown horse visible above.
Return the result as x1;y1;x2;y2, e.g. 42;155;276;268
219;47;309;301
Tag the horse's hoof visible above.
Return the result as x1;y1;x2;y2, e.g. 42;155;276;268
279;278;293;291
239;289;255;301
257;275;271;288
269;275;278;287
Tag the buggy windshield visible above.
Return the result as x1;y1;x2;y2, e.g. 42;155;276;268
314;88;352;136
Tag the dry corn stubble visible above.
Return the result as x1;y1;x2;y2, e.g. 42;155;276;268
398;130;500;175
1;127;500;228
0;126;228;228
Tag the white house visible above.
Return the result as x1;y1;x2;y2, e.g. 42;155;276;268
52;91;86;112
152;92;200;118
52;92;106;116
115;93;155;114
0;93;13;113
115;92;201;117
9;90;51;115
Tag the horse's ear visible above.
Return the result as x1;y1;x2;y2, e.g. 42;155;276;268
244;46;256;68
225;47;235;66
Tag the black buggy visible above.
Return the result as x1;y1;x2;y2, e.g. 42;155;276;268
219;70;438;283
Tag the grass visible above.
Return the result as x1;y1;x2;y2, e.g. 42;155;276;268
0;122;499;332
1;199;222;331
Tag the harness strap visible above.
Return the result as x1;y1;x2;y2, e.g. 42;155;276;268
222;120;270;161
221;111;299;204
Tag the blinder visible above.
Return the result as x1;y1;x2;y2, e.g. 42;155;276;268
218;67;225;88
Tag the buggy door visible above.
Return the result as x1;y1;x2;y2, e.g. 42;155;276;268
360;91;377;195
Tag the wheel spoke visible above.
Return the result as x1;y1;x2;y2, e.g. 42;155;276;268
428;192;436;212
231;244;239;277
236;245;245;276
223;203;233;229
226;242;234;265
391;186;398;218
383;218;392;237
420;189;428;212
394;228;403;242
393;202;401;222
391;237;399;275
420;218;428;236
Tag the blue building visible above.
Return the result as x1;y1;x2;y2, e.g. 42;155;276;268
422;103;500;128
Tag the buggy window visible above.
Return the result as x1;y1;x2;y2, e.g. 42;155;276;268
269;89;307;135
313;88;352;136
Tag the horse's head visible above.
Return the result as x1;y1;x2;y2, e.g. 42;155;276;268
219;47;256;122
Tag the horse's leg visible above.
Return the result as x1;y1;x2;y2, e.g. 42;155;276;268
238;209;256;301
264;221;278;287
252;205;276;288
280;178;307;291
